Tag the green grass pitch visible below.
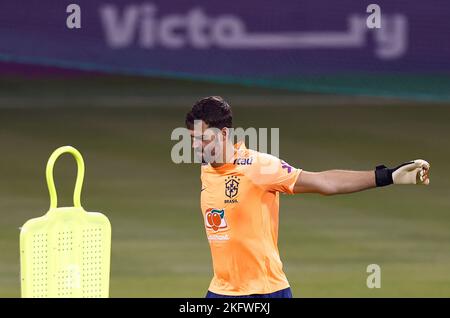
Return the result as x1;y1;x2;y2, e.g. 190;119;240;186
0;77;449;297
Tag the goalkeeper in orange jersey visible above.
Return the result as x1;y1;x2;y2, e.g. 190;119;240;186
185;96;430;298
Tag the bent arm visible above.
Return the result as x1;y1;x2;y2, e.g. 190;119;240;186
293;170;376;195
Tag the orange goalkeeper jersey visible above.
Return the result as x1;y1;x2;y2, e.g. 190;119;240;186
200;142;302;295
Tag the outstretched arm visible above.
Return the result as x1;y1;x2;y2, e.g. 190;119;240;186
294;170;375;195
293;160;430;195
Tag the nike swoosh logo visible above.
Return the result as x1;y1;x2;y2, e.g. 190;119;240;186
201;187;207;192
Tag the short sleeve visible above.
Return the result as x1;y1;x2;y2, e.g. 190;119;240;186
247;153;302;194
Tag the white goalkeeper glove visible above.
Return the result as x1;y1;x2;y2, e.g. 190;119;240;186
375;159;430;186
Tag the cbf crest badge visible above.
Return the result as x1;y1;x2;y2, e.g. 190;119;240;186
225;175;240;202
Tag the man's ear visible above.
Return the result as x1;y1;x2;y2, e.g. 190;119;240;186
221;127;228;140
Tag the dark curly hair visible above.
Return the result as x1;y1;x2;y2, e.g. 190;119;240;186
185;96;232;130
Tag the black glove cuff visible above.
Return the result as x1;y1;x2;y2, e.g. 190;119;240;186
375;165;393;187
